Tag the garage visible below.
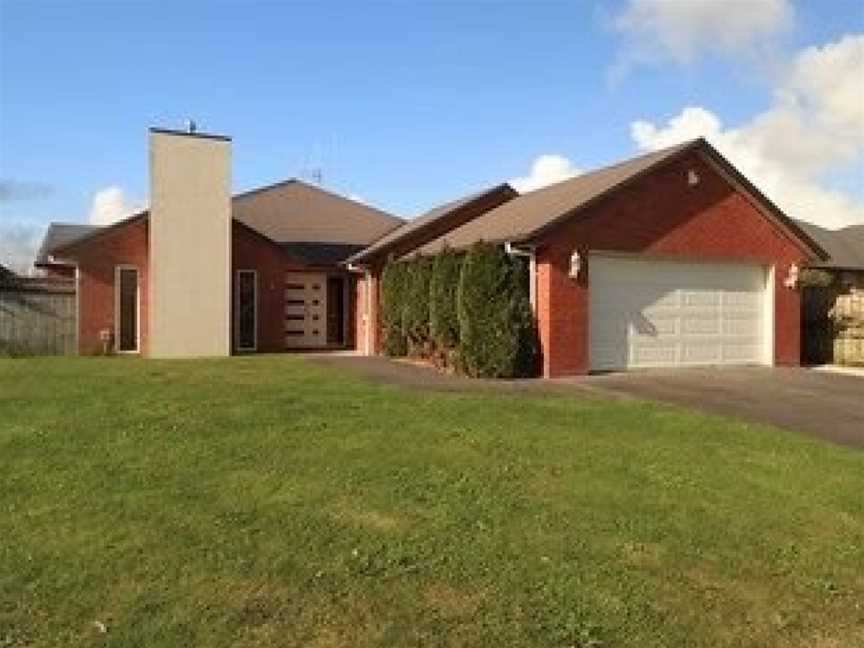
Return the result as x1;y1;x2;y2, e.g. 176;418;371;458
589;255;771;371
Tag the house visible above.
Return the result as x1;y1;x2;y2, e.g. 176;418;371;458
794;220;864;365
38;130;832;377
43;128;403;356
351;138;828;377
0;263;15;280
36;224;102;278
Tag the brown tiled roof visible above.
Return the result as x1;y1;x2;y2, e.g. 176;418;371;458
232;179;403;246
415;142;697;254
345;183;517;264
795;220;864;270
51;179;403;262
417;139;826;260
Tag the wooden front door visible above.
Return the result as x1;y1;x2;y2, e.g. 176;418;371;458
284;272;327;348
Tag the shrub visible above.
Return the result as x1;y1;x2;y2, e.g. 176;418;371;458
509;255;539;377
403;256;434;355
429;247;462;352
457;242;537;378
799;268;834;289
380;260;409;356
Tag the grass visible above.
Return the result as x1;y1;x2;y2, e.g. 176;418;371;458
1;355;862;647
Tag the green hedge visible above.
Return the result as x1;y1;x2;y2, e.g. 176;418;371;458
457;242;536;378
429;247;462;351
378;243;537;377
380;261;409;356
403;256;433;353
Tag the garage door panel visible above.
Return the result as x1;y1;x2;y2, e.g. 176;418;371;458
590;256;767;371
682;314;721;335
681;344;722;363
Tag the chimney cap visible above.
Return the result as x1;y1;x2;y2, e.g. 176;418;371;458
149;126;232;142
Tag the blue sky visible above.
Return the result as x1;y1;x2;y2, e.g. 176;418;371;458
1;0;862;270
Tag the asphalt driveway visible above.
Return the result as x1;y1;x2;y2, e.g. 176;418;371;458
308;354;864;448
586;366;864;448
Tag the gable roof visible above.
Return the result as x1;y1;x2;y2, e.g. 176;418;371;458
417;139;827;260
35;223;103;265
794;220;864;270
48;179;403;262
345;183;518;265
232;179;403;246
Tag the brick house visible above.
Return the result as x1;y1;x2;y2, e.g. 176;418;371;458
39;131;831;376
351;139;828;377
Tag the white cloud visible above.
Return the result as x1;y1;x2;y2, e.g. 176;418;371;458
630;34;864;229
0;221;44;275
511;154;581;193
612;0;794;70
88;186;141;226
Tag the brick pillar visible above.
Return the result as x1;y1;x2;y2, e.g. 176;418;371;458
536;247;590;378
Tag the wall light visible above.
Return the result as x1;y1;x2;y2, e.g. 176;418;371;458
784;263;799;289
569;250;582;279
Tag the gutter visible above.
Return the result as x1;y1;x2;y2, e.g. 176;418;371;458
505;241;538;316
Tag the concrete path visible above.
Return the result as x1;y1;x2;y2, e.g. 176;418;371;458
304;354;864;448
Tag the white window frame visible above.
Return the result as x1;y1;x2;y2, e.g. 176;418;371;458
114;264;140;354
235;269;258;352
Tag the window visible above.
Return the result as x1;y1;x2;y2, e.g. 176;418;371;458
235;270;257;351
114;266;139;353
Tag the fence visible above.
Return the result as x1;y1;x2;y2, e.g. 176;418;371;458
0;277;76;356
803;273;864;367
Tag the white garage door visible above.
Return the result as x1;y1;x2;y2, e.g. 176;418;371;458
589;255;770;371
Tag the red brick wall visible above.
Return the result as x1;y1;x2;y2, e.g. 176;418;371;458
353;268;381;355
73;218;358;356
232;222;308;353
535;151;813;377
74;218;149;355
354;272;366;352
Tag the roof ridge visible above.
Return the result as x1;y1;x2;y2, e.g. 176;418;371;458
233;176;403;223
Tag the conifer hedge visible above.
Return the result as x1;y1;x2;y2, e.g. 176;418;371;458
378;243;537;377
429;247;462;352
403;256;433;354
380;260;409;356
456;242;536;378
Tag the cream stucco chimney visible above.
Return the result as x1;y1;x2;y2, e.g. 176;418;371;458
148;127;232;357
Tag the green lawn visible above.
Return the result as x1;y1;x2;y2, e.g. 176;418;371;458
1;356;862;647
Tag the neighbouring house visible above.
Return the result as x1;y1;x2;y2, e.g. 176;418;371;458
795;221;864;366
0;263;15;280
35;130;838;377
36;224;102;278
